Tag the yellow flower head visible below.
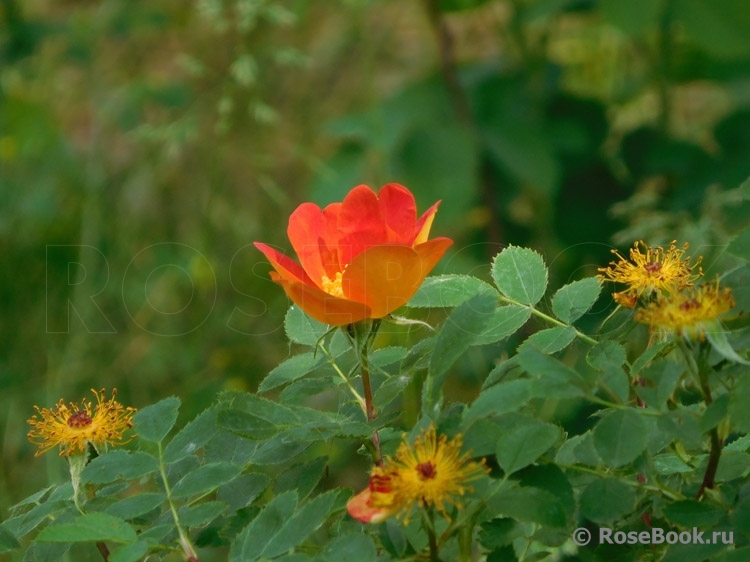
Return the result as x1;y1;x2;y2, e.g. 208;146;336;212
598;240;702;307
347;424;488;524
27;388;136;457
634;281;735;340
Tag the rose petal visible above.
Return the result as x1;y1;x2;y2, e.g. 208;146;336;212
378;183;417;245
271;277;372;326
338;185;387;265
414;201;440;245
253;242;313;284
343;238;453;318
346;488;394;524
287;202;327;287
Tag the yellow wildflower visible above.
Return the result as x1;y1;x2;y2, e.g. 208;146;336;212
598;240;702;307
27;388;136;457
635;282;735;340
347;425;487;523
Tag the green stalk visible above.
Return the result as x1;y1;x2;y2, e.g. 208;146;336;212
497;295;599;346
157;442;199;561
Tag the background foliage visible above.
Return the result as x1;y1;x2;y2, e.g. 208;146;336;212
1;0;750;559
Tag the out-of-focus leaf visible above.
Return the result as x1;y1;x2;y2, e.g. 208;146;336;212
600;0;665;36
673;0;750;59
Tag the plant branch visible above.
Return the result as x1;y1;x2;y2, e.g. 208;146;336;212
498;295;599;346
157;442;199;562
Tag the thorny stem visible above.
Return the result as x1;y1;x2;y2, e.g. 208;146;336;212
345;320;383;464
691;342;723;500
96;542;110;561
497;295;599;346
157;442;199;562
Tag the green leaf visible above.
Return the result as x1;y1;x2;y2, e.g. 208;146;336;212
80;451;159;484
320;533;378;562
551;277;601;323
579;478;635;523
463;379;535;426
109;541;148;562
730;378;750;433
474;305;531;345
492;246;548;306
285;305;329;345
106;493;165;520
487;486;567;527
230;491;298;562
587;341;626;371
518;326;576;354
164;408;218;464
663;500;725;527
179;501;228;527
518;464;574;522
20;542;70;562
133;396;180;443
217;408;279;441
4;502;72;539
707;330;750;365
218;473;269;512
479;518;522;550
630;341;671;376
408;274;495;308
261;491;341;558
600;366;630;404
425;292;497;409
701;394;730;433
0;525;20;553
593;409;648;467
637;359;684;410
36;513;136;543
517;347;589;397
727;228;750;261
495;415;561;475
661;542;728;562
274;457;328;501
171;462;242;499
259;352;325;392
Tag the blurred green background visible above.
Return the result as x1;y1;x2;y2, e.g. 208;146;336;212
2;0;749;512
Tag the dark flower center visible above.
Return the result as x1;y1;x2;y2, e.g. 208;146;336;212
417;461;437;480
67;411;93;428
644;262;663;273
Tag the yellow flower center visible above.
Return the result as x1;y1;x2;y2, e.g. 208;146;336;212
321;271;345;298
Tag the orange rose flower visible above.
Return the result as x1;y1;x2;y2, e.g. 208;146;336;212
255;183;453;326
